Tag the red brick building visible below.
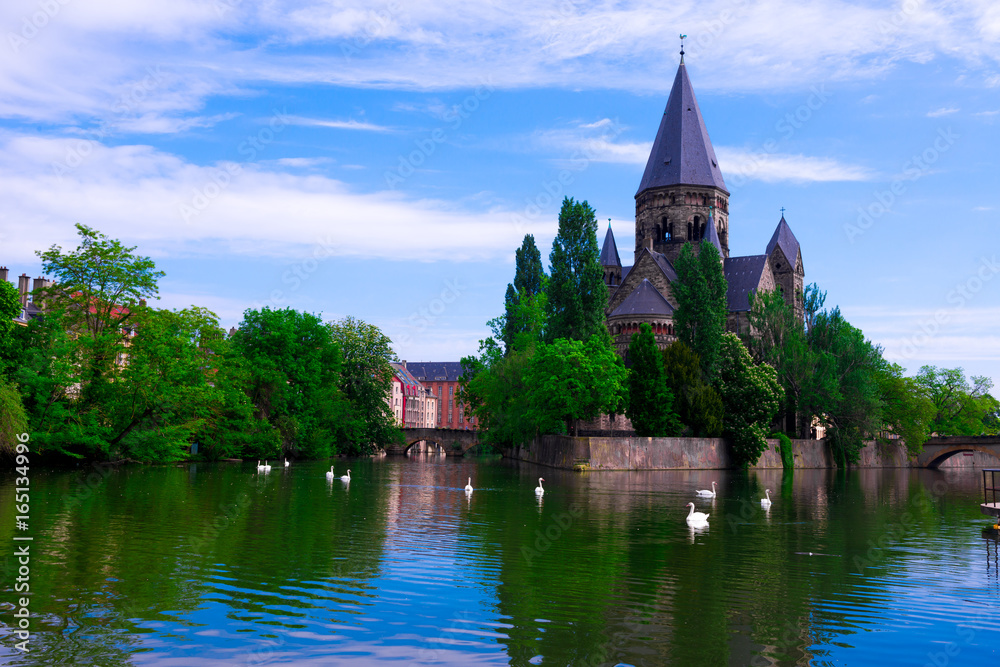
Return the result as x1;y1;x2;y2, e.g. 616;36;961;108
402;362;476;430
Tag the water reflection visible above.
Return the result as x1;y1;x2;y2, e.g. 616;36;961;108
1;461;999;666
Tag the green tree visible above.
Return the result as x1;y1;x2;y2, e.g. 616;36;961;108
545;197;607;343
913;366;995;436
876;361;935;453
525;333;626;436
0;378;27;457
232;308;349;459
716;332;783;467
327;316;402;452
461;342;536;448
502;234;548;353
625;324;681;437
0;280;20;368
661;341;723;437
671;241;727;380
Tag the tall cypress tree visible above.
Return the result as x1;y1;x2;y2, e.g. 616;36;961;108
545;197;607;342
502;235;546;353
672;241;727;380
626;324;681;436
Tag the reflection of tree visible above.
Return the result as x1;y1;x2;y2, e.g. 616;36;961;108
0;461;390;664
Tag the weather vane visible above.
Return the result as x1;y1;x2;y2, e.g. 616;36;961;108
680;34;687;62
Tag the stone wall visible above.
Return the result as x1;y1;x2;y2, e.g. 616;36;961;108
505;435;917;471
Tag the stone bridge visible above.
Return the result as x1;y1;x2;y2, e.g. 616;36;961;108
385;428;481;456
916;436;1000;468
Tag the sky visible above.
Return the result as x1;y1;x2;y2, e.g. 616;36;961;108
0;0;997;390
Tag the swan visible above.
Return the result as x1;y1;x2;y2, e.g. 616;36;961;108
284;458;289;467
695;481;717;498
325;466;335;480
256;460;264;471
685;502;710;525
340;469;351;482
761;489;772;507
464;477;473;493
262;460;272;472
534;477;545;496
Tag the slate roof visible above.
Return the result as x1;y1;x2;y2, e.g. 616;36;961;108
599;224;621;267
703;214;723;256
648;250;678;282
765;216;800;267
724;255;768;312
405;361;465;382
609;279;675;318
621;265;633;281
636;62;727;196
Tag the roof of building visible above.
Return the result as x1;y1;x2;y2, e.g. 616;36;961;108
649;249;678;282
636;61;727;196
609;279;675;318
765;215;800;267
599;224;621;267
724;255;768;312
703;214;723;256
405;361;465;382
621;265;633;281
391;362;425;394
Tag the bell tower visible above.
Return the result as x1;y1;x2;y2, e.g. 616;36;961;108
635;49;729;265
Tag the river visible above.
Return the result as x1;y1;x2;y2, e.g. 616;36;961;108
1;456;999;665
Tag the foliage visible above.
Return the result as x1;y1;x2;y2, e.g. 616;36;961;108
460;343;537;447
0;378;28;457
716;333;783;467
327;316;402;453
524;333;626;436
0;280;21;365
671;241;727;381
661;341;723;437
913;366;996;436
774;432;794;470
625;324;681;437
544;197;608;343
876;362;935;453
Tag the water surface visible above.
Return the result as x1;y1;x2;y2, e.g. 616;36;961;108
1;456;999;665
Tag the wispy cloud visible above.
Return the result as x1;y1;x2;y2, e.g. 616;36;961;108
927;107;959;117
284;116;394;132
716;148;874;183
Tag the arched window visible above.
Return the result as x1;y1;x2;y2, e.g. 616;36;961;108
687;222;693;240
693;215;701;238
667;222;674;240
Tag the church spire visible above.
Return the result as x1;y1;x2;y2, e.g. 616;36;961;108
599;222;621;268
636;57;727;196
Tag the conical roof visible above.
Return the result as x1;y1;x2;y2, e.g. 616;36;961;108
765;215;800;266
702;214;723;256
599;224;621;267
609;279;675;318
636;62;727;196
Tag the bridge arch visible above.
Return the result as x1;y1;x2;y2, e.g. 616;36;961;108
920;445;1000;469
388;428;481;457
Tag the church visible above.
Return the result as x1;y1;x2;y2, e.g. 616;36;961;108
600;55;804;356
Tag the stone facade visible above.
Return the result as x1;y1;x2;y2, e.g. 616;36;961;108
635;184;730;265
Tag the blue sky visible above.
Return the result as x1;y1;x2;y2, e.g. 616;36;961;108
0;0;997;390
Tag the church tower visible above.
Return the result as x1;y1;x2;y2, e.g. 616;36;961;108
635;53;730;265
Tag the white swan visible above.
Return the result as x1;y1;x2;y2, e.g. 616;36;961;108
464;477;473;493
284;458;290;467
695;481;717;498
534;477;545;496
325;466;335;480
685;502;710;525
340;469;351;482
761;489;772;507
256;460;264;471
262;460;272;472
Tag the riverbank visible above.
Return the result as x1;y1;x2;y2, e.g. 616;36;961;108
503;435;923;470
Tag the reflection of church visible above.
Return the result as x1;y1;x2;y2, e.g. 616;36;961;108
601;54;804;356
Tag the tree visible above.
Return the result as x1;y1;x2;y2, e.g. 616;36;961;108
460;342;536;448
671;241;727;380
661;341;723;437
233;308;348;459
715;333;783;467
0;280;20;364
876;361;935;453
502;234;547;353
327;316;402;452
545;197;607;343
913;366;996;436
626;324;681;437
525;333;626;436
0;378;27;457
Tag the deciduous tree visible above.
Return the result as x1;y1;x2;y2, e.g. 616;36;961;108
545;198;607;343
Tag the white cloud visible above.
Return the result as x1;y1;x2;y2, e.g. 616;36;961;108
716;148;874;183
0;132;551;265
927;107;959;117
284;116;394;132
